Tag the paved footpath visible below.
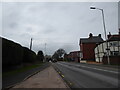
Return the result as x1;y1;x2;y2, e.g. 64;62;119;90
10;66;69;88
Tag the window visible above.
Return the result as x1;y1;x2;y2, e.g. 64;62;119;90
109;42;118;47
110;51;119;56
110;51;114;56
113;51;119;56
109;43;112;47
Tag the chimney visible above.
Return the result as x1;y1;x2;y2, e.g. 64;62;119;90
98;34;101;37
89;33;93;38
107;32;111;39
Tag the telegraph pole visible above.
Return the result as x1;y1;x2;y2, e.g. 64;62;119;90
45;43;46;55
30;38;33;50
44;43;47;62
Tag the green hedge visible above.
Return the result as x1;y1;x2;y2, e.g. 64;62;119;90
22;47;36;63
2;37;23;68
1;37;39;71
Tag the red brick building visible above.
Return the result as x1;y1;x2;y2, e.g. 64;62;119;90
79;33;104;61
64;51;81;62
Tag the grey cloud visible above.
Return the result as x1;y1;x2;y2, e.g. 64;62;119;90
43;28;55;34
9;22;18;28
118;2;120;28
2;2;118;55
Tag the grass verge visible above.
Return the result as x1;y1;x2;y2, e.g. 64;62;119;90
3;63;45;77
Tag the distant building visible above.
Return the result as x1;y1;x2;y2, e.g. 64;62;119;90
95;30;120;64
64;51;82;63
79;33;104;61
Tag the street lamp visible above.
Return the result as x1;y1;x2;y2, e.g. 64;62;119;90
90;6;110;64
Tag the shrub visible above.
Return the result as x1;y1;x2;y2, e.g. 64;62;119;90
36;50;44;62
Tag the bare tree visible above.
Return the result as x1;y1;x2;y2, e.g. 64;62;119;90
52;48;66;60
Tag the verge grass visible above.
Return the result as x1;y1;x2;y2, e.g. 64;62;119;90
3;63;45;77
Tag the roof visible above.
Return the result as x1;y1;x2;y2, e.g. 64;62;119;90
108;35;120;41
80;36;104;44
70;51;81;54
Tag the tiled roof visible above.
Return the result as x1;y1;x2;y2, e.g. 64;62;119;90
80;36;104;44
108;35;120;41
70;51;80;54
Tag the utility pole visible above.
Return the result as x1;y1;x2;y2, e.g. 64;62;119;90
45;43;46;55
44;43;47;62
30;38;33;50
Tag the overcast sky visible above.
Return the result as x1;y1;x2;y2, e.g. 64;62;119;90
1;1;119;55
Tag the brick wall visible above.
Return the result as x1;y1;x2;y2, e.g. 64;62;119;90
81;43;96;61
102;56;120;65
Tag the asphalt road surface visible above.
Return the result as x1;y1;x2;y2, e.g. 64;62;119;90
53;61;119;88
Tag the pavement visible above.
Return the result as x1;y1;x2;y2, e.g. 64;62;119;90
10;66;69;89
53;61;119;88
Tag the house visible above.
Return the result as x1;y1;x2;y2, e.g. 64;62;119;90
64;51;82;62
95;30;120;64
79;33;104;61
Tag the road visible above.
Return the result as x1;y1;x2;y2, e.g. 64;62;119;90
53;61;119;88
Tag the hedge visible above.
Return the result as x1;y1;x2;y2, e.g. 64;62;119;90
1;37;39;71
2;37;23;68
22;47;36;63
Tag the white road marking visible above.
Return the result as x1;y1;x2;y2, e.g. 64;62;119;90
76;65;118;74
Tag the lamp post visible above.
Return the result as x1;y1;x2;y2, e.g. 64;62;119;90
90;6;110;64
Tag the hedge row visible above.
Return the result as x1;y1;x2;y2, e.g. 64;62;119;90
22;47;36;63
1;37;43;71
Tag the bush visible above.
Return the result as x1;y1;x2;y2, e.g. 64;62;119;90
36;50;44;62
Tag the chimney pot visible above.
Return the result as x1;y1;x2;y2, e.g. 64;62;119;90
98;34;101;37
89;33;93;38
107;32;111;39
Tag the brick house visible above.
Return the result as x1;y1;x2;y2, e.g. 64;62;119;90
79;33;104;61
64;51;81;62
